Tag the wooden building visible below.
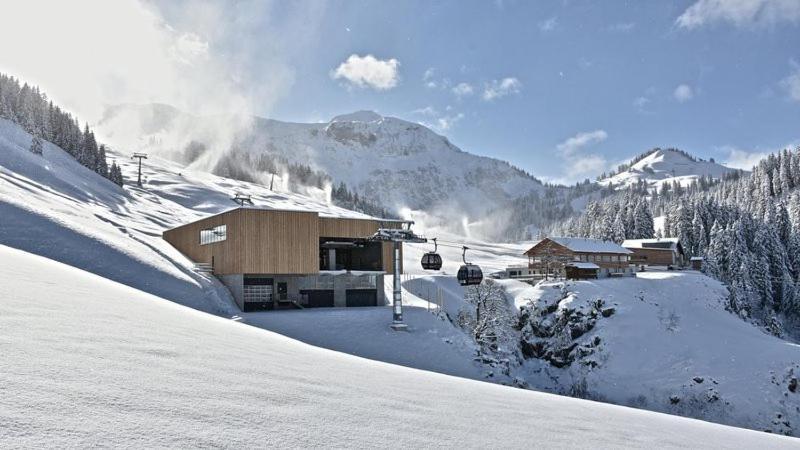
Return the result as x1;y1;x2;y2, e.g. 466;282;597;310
522;237;634;279
622;238;685;268
163;207;405;311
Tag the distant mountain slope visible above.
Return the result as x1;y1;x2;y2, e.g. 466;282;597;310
97;104;546;220
3;244;795;448
599;148;739;189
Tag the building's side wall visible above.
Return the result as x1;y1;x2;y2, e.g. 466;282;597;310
627;248;676;266
240;209;319;275
162;211;243;274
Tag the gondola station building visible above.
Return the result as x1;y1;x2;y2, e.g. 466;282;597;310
163;207;406;311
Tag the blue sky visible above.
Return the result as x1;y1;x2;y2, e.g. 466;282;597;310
217;0;800;183
4;0;800;184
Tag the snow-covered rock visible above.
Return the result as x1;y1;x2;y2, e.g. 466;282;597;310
503;271;800;436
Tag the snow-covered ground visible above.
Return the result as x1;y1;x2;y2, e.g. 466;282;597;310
4;244;798;448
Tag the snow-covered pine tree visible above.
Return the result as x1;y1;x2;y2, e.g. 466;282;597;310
29;135;43;155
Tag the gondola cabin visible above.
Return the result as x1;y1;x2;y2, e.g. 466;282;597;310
457;264;483;286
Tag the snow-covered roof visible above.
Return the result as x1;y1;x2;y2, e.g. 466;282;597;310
567;262;600;269
622;238;680;250
534;237;632;254
690;256;704;261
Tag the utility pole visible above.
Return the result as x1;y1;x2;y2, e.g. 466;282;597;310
131;153;148;187
369;223;426;331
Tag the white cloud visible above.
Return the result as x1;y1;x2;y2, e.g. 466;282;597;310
721;140;800;169
539;16;558;32
722;147;770;170
676;0;800;29
451;82;474;98
557;130;609;155
436;113;465;131
482;77;522;101
673;84;694;102
412;106;464;132
633;96;651;112
781;64;800;101
423;67;437;88
331;54;400;90
411;106;438;116
549;130;609;184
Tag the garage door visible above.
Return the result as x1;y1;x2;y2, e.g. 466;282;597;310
243;277;273;312
346;289;377;307
302;290;334;308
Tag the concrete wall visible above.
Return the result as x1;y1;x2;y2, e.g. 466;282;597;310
218;274;244;310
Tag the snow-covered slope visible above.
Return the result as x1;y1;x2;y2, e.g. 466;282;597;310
3;244;797;448
502;271;800;436
599;148;738;189
0;117;373;315
97;104;545;219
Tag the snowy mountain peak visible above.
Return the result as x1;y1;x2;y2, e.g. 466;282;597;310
330;110;384;123
599;148;739;190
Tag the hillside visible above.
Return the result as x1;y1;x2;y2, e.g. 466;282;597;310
0;116;373;315
3;244;797;448
599;148;739;190
97;103;546;223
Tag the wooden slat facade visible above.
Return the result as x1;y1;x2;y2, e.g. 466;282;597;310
163;208;403;275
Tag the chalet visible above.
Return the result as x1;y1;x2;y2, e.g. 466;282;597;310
522;237;634;280
622;238;686;268
163;207;406;312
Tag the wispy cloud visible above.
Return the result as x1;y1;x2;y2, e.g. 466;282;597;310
451;82;474;98
482;77;522;101
331;54;400;90
607;22;636;32
673;84;694;103
720;140;800;170
539;16;558;32
722;147;770;170
781;61;800;102
412;106;464;132
557;130;608;155
676;0;800;29
549;130;609;184
633;96;652;113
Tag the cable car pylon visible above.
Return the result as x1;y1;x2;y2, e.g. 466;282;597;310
367;222;426;331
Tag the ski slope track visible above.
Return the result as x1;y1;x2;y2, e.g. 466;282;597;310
2;244;797;448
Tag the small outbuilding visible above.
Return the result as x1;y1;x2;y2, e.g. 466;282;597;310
565;262;600;280
690;256;703;270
